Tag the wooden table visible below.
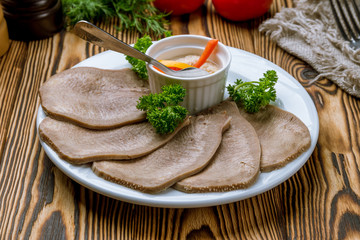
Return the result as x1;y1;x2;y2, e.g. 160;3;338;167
1;0;360;239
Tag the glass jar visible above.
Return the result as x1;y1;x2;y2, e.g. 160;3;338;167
1;0;64;40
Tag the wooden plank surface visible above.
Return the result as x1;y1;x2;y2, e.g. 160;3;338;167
0;0;360;239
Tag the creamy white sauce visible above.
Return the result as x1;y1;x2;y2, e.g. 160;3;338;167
175;55;219;74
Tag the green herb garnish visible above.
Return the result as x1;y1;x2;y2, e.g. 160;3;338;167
227;70;278;113
125;34;153;79
62;0;169;36
137;84;188;134
125;32;171;79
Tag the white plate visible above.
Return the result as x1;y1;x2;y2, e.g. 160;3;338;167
36;47;319;208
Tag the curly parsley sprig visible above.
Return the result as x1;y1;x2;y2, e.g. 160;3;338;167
137;84;188;134
227;70;278;113
126;32;172;79
125;35;153;79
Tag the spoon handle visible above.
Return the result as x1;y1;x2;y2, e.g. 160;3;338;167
72;20;170;73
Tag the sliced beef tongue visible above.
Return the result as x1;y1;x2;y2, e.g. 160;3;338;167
174;101;261;193
39;117;190;164
92;112;231;194
39;67;150;130
238;105;311;172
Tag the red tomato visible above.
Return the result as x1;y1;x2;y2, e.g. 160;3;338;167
211;0;273;21
154;0;205;16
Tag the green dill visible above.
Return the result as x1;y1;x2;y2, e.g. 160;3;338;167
62;0;169;36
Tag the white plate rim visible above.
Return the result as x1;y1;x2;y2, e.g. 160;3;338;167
36;46;319;208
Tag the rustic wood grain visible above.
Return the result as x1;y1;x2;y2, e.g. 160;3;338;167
0;0;360;239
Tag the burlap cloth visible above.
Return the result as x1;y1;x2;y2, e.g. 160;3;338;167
259;0;360;97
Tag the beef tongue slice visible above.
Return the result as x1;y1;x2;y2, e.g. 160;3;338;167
39;117;190;164
238;105;311;172
92;112;231;194
39;67;150;130
174;101;261;192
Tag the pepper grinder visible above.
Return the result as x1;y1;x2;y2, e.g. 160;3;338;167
0;5;9;56
1;0;64;40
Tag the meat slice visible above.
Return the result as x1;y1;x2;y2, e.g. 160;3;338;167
39;117;190;164
174;101;261;192
39;67;150;130
238;105;311;172
92;113;231;193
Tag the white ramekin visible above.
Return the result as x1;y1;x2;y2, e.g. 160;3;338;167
145;35;232;114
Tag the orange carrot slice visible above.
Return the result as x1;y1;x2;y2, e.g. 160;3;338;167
194;39;219;68
159;60;194;69
153;66;165;73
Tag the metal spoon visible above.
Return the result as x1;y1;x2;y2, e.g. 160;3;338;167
72;21;209;78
